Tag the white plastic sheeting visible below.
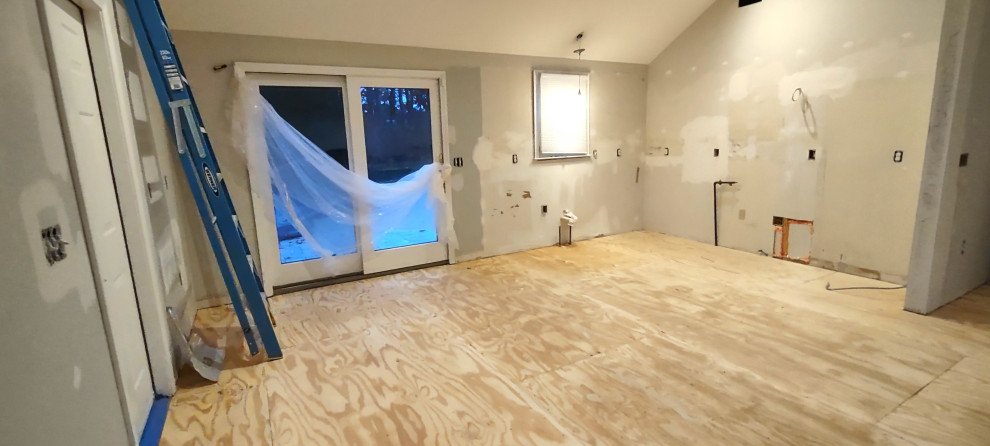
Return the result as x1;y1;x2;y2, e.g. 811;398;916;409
232;76;454;272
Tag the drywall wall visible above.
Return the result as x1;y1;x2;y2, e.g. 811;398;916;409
0;1;130;444
644;0;945;283
168;31;646;301
906;0;990;314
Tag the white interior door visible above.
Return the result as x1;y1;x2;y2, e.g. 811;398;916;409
346;76;449;274
42;0;153;440
245;74;363;293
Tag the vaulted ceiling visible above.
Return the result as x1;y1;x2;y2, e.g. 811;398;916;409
160;0;714;64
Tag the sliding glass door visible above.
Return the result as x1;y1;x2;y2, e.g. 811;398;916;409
247;74;362;292
348;77;449;274
245;72;450;292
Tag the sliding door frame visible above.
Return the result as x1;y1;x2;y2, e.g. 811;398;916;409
234;62;456;288
347;75;448;274
242;73;364;295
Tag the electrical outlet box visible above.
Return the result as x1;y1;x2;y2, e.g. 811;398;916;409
542;205;548;214
41;224;68;265
893;150;904;163
512;154;518;164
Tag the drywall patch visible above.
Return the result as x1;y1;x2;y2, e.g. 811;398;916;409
728;136;758;160
727;62;787;142
679;116;731;183
19;180;95;310
596;137;623;164
503;130;531;157
777;65;857;104
728;71;750;101
624;129;644;149
472;136;495;171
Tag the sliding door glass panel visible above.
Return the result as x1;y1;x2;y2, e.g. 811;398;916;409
359;87;438;251
260;85;357;264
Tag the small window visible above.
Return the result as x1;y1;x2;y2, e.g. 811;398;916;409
533;71;590;160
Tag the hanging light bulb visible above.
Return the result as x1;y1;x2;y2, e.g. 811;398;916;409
574;32;585;95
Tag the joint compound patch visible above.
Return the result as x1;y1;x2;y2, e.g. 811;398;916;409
472;137;494;171
777;65;856;104
679;116;730;183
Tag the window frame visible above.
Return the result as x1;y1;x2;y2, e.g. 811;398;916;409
532;70;592;160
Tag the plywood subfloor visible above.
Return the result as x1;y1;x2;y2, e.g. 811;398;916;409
163;232;990;445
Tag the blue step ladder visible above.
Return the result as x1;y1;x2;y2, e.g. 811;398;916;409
122;0;282;359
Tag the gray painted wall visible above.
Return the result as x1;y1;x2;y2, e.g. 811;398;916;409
907;0;990;314
169;31;647;301
643;0;945;283
0;1;130;444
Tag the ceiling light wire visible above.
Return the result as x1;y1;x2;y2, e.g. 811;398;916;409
574;32;585;94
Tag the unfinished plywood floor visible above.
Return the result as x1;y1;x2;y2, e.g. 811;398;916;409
163;232;990;445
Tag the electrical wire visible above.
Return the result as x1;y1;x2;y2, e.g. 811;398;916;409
825;282;906;291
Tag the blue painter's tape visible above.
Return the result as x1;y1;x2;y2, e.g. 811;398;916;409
139;395;171;446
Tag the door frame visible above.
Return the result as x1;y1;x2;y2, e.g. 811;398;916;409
39;0;176;402
242;73;364;294
346;76;449;274
234;62;456;291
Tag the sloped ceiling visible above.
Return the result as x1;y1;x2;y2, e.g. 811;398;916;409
160;0;715;64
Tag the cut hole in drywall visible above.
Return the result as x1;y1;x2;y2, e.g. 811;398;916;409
960;153;969;167
808;149;816;160
772;216;814;264
714;148;720;157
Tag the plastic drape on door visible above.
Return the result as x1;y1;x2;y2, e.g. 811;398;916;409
232;76;455;273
